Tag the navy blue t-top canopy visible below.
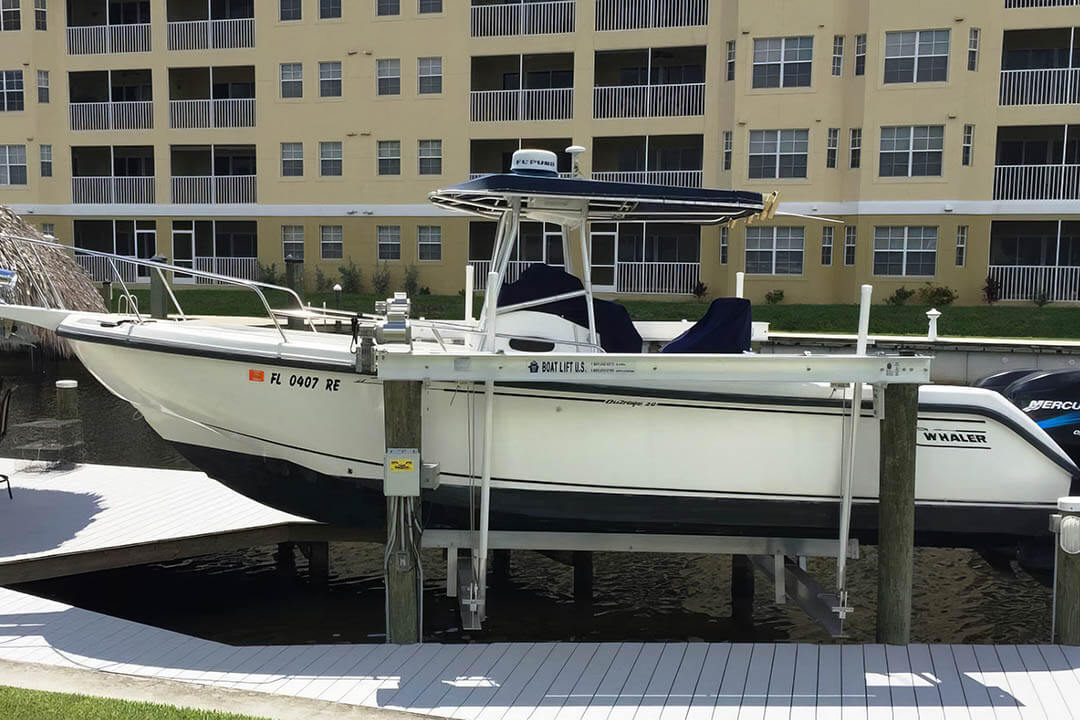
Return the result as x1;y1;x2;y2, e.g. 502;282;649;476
429;173;765;225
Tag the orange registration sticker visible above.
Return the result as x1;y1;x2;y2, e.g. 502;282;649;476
249;369;265;382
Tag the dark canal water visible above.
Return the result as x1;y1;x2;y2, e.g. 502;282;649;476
2;356;1053;646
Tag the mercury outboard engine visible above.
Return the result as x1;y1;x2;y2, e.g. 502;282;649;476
996;369;1080;470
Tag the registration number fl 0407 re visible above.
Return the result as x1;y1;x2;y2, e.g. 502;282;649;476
249;369;341;392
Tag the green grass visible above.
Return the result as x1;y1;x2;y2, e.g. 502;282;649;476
115;288;1080;341
0;686;270;720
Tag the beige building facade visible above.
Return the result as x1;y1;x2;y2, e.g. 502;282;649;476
0;0;1077;305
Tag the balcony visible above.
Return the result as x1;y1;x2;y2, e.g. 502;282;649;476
989;221;1080;301
72;176;155;204
470;138;573;177
615;261;700;294
1005;0;1080;7
68;70;153;131
169;99;254;129
595;0;707;32
169;67;256;129
67;0;151;54
69;101;153;131
994;164;1080;199
171;144;257;203
590;222;701;294
470;54;574;122
171;175;256;203
193;256;260;282
470;0;575;37
999;29;1079;105
591;135;704;188
591;169;703;187
593;47;705;119
994;125;1079;199
166;0;254;49
71;146;155;203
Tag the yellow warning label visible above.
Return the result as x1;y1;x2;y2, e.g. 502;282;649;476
390;460;414;472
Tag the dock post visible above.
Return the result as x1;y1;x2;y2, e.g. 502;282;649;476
731;554;755;620
493;549;511;587
274;542;296;578
284;255;305;331
573;551;593;609
149;257;169;319
876;382;919;645
306;542;330;587
383;379;423;644
1053;497;1080;644
56;379;78;421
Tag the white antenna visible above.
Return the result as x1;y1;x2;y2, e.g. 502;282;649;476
566;145;586;178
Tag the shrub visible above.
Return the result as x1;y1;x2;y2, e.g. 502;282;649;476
338;257;364;294
692;281;708;300
916;282;958;306
1033;289;1051;308
884;286;916;306
314;266;332;292
764;289;785;305
418;286;432;296
259;262;280;285
403;264;420;296
372;261;391;298
983;275;1002;305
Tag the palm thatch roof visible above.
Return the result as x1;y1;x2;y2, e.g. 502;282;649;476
0;205;107;357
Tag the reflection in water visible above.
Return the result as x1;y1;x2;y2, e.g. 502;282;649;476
4;355;1052;646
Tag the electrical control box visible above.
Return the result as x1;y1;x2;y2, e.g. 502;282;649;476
384;448;421;497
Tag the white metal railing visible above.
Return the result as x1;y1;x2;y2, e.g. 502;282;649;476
167;18;255;50
989;265;1080;301
69;101;153;130
193;256;260;283
592;169;703;188
595;0;708;31
616;261;699;294
994;164;1080;200
468;260;556;289
71;176;155;204
470;88;574;122
1004;0;1080;7
999;68;1080;105
171;175;257;203
169;98;256;129
593;83;705;118
75;253;139;283
470;1;575;37
66;24;151;54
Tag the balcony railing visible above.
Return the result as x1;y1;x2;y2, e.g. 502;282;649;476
69;101;153;131
169;99;256;129
67;24;151;54
75;253;140;283
592;169;703;188
993;164;1080;200
593;83;705;119
470;1;575;37
193;256;260;283
72;176;156;204
989;265;1080;301
1000;68;1080;105
167;18;255;50
595;0;708;31
470;88;573;122
171;175;257;203
469;260;559;289
616;261;699;294
1004;0;1080;7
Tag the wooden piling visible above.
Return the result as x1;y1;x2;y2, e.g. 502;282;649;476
305;542;330;587
1054;497;1080;645
493;549;511;588
573;551;593;609
731;554;755;621
383;380;423;644
876;382;919;645
55;380;78;421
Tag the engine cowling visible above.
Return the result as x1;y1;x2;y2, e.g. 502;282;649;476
998;369;1080;469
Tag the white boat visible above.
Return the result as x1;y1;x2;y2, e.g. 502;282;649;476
0;151;1075;563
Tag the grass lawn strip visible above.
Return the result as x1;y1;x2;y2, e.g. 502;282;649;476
0;685;271;720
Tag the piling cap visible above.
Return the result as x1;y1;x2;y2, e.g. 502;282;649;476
55;379;78;390
1059;497;1080;512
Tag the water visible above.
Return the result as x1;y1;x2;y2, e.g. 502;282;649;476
3;356;1053;646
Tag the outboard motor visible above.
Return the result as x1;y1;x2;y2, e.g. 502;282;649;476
972;368;1039;394
999;369;1080;469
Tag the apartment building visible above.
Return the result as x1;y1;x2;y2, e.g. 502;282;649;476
0;0;1077;305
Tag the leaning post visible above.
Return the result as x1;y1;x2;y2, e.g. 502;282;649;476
383;379;423;644
876;381;920;644
1053;497;1080;644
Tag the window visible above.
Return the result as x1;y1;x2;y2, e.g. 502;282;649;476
746;226;804;275
36;69;47;103
873;226;937;276
418;0;442;12
319;61;342;97
34;0;43;30
955;225;967;267
844;226;856;266
418;225;442;261
1;70;23;111
280;63;303;98
879;125;944;177
726;40;736;81
849;128;862;169
418;57;442;94
720;225;729;264
376;0;399;16
749;129;808;179
418;139;441;175
321;225;343;259
854;34;866;76
884;30;949;84
962;124;974;166
821;226;833;266
40;222;53;236
377;140;400;175
377;59;400;95
320;0;341;19
0;145;27;185
753;36;813;88
967;28;980;72
826;128;839;169
320;141;342;176
832;35;844;76
1;0;20;30
39;143;50;177
378;225;401;260
280;0;300;21
282;225;304;260
281;142;303;176
723;131;733;171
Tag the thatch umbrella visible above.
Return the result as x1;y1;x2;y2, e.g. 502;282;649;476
0;205;107;357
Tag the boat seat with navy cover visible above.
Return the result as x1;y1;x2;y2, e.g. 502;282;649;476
661;297;752;354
